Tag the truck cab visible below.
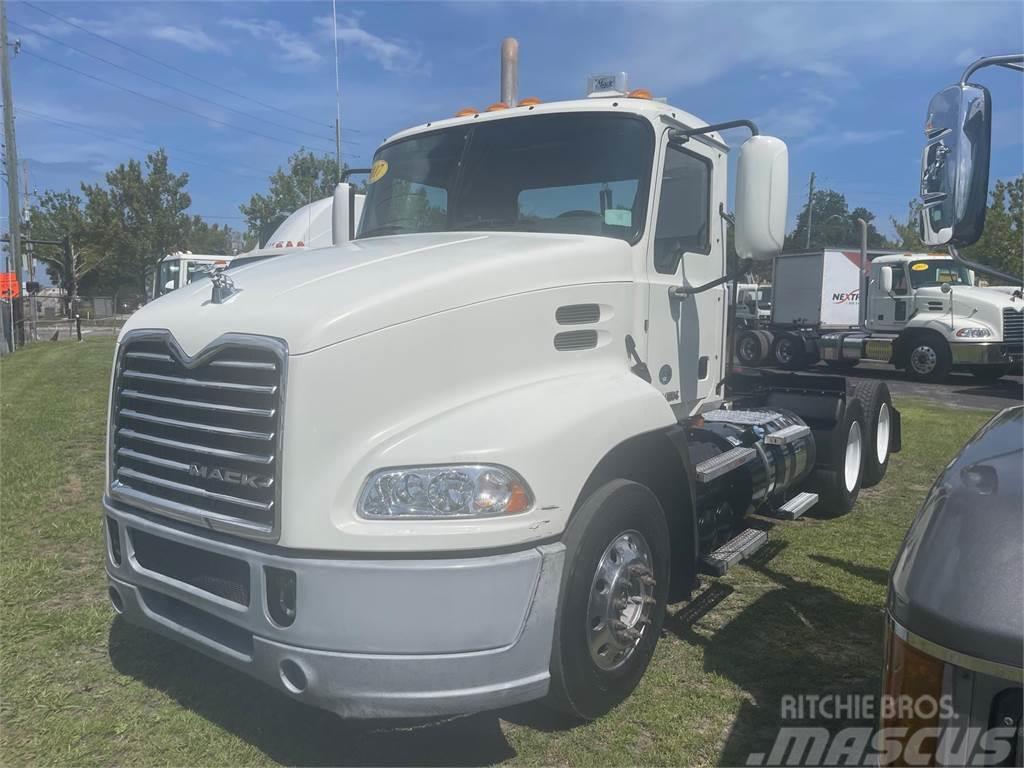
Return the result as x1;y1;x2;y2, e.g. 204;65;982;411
151;252;236;300
103;48;900;721
864;253;1023;379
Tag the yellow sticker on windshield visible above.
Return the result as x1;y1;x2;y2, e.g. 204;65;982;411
368;160;388;184
911;262;929;271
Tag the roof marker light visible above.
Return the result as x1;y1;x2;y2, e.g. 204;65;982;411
455;107;478;117
627;88;653;100
485;102;509;112
518;96;542;106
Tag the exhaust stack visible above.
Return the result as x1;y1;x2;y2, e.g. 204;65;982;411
500;37;518;106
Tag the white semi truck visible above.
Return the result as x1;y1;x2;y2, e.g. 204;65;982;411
735;248;1024;381
102;41;902;720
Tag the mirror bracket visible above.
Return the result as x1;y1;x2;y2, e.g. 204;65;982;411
669;118;759;147
960;54;1024;84
718;202;735;227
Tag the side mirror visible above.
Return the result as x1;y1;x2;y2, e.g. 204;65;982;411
880;266;893;295
734;135;788;261
919;83;992;247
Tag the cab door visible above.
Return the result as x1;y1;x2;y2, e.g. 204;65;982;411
868;262;911;330
643;134;727;416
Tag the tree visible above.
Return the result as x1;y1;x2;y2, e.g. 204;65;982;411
785;187;890;251
81;149;192;299
240;149;354;245
891;176;1023;281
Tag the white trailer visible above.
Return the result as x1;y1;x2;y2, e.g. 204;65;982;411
103;40;902;721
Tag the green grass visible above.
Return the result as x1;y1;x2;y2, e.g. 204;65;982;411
0;338;994;766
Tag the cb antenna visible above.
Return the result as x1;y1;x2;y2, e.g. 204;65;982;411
331;0;342;181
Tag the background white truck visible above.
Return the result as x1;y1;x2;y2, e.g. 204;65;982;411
149;182;366;299
735;248;1024;381
103;39;902;720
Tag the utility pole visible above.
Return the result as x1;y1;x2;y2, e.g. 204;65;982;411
1;0;22;348
804;171;815;249
22;158;35;340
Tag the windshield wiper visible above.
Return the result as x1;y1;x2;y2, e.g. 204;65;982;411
359;224;409;238
453;218;519;231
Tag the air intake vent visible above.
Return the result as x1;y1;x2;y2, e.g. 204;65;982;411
554;330;598;351
110;333;284;541
926;301;944;312
556;304;600;325
1003;308;1023;344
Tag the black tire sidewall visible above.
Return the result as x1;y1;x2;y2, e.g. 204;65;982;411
815;399;866;515
737;331;763;364
773;334;804;370
849;381;892;487
549;480;671;720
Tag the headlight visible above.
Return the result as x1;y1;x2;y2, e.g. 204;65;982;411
955;327;992;338
358;465;533;519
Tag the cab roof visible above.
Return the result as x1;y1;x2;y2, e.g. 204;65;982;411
382;96;725;150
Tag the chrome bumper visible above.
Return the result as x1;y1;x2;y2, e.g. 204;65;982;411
104;499;564;718
951;342;1024;366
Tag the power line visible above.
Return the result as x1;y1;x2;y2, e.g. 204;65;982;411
20;0;359;133
9;19;348;147
20;108;273;180
22;49;360;153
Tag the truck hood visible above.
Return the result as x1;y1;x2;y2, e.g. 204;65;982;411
122;231;633;356
916;285;1022;324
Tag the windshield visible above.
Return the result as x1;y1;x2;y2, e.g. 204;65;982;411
157;260;181;296
358;113;655;243
908;259;971;288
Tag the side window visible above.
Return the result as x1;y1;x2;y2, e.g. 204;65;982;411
892;268;909;295
653;144;711;274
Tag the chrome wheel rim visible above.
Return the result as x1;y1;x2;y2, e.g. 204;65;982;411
739;336;757;362
844;420;863;492
587;530;655;671
910;345;937;375
875;403;891;466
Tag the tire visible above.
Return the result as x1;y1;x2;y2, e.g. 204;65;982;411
772;333;805;370
812;399;866;516
824;358;859;371
547;480;671;720
736;330;766;365
847;380;892;488
968;364;1010;383
755;330;774;364
902;334;951;382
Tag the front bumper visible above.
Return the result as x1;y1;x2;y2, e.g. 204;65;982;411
104;499;565;718
951;341;1024;366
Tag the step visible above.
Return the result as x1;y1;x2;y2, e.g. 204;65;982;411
694;446;756;482
699;528;768;576
764;424;811;446
777;491;819;520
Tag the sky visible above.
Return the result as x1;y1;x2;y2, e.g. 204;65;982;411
4;0;1023;245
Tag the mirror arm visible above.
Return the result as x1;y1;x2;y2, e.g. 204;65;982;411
340;167;372;182
947;244;1021;285
718;202;735;227
960;54;1024;84
673;258;752;299
670;119;759;145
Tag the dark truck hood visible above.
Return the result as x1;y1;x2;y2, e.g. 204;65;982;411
888;405;1023;669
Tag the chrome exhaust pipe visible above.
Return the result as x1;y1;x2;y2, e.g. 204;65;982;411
500;37;518;106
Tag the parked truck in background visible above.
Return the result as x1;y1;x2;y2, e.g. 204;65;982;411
735;247;1024;382
149;184;366;299
879;53;1023;768
103;39;902;720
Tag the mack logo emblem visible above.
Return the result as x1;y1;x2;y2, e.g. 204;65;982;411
189;464;272;488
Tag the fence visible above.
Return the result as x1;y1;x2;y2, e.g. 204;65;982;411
1;295;129;354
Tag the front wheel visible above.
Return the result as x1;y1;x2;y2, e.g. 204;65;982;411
902;336;951;382
547;480;670;720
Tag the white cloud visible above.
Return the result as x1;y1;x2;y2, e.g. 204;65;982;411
317;14;421;73
221;18;322;69
150;26;226;54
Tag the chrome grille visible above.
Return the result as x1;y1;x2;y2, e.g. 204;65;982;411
1003;308;1023;344
110;333;285;540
